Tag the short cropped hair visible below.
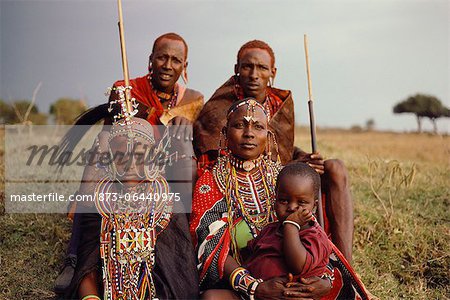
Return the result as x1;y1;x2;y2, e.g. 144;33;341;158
276;161;321;200
237;40;275;67
152;32;188;59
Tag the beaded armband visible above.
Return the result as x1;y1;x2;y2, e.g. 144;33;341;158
229;267;263;299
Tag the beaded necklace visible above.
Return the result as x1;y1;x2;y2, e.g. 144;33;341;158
147;73;178;110
95;172;172;299
213;153;282;263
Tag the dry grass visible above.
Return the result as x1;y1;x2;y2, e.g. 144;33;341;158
0;127;449;299
296;127;450;299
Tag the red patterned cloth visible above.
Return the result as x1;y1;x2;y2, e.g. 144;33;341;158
189;169;231;288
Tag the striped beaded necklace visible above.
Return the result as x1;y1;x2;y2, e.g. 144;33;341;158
94;176;172;300
213;153;281;263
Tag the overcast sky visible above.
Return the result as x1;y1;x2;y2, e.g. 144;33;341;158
1;0;448;132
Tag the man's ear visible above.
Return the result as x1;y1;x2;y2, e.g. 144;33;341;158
148;55;153;71
271;67;277;81
184;61;189;69
234;64;239;76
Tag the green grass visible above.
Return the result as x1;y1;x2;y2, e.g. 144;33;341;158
1;127;449;299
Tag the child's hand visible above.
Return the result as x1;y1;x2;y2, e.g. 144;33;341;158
286;208;313;227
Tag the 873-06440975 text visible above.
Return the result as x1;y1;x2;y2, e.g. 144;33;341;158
9;192;181;203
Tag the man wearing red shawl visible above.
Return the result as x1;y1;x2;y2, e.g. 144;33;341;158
193;40;353;263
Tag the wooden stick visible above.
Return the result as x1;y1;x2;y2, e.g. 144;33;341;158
304;34;324;228
117;0;132;115
304;35;314;103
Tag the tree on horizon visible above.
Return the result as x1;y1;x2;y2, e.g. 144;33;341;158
49;98;87;125
0;99;47;125
393;94;449;133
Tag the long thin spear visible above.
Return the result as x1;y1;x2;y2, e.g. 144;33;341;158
304;34;324;228
117;0;133;115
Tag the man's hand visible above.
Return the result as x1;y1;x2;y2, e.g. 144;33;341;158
169;116;193;142
286;208;313;227
294;151;324;175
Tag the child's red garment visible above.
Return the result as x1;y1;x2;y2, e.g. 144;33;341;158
244;221;331;280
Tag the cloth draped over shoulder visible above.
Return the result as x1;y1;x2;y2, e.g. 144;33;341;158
112;74;204;126
189;169;229;289
193;76;295;165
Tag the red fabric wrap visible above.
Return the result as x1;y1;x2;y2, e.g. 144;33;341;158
245;222;331;280
113;75;164;126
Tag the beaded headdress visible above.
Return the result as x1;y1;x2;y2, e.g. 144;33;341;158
106;85;139;123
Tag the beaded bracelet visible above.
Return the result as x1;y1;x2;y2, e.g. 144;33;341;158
248;278;263;300
229;267;264;299
229;267;248;288
282;220;302;230
81;295;101;300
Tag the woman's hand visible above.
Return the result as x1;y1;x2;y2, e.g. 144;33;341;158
284;276;332;300
255;275;331;300
254;277;289;300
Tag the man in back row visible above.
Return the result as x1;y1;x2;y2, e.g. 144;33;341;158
194;40;354;263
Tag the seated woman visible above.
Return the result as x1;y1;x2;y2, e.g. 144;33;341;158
190;98;372;300
64;117;198;300
190;98;333;299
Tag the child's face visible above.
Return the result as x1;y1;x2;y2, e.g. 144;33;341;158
109;135;148;185
275;174;316;222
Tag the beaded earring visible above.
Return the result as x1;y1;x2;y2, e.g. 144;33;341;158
107;148;118;182
218;129;227;158
267;130;280;163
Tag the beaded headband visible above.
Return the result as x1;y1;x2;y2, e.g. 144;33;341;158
108;117;156;161
227;98;268;123
109;118;155;144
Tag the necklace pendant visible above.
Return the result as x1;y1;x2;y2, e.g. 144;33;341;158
243;160;256;172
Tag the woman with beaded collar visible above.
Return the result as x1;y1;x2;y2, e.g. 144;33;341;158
64;117;199;300
190;98;333;299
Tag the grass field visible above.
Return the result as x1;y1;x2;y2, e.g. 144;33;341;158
0;127;449;299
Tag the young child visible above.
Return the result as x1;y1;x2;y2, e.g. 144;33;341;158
244;161;332;280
